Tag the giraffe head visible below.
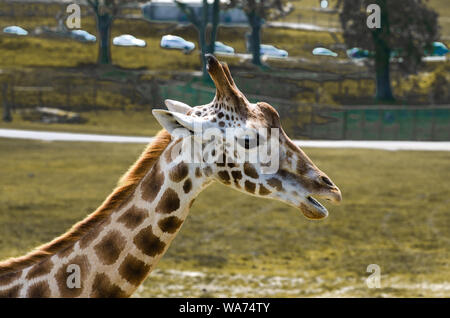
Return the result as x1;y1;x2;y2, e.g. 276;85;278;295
153;54;341;220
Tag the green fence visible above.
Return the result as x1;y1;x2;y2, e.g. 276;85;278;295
300;106;450;141
160;82;450;141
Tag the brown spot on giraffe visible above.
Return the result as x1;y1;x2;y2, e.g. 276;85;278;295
119;254;151;286
0;270;22;286
0;284;22;297
195;167;202;178
169;162;189;182
158;216;183;234
245;180;256;194
231;170;242;188
79;218;111;249
259;184;271;195
243;163;259;179
58;244;75;258
133;225;166;257
164;139;182;163
218;170;231;184
90;273;126;298
27;281;51;298
155;188;180;214
296;158;309;175
267;178;283;191
117;206;148;230
141;161;164;203
231;170;242;181
183;178;192;194
26;258;53;280
94;230;126;265
56;255;90;297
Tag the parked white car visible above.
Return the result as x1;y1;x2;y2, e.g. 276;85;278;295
312;47;338;57
71;30;96;42
113;34;146;47
215;41;235;54
260;44;288;58
3;26;28;36
160;35;195;53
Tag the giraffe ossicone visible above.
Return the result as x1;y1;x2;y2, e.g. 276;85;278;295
0;55;341;297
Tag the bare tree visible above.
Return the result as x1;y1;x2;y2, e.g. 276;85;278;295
82;0;137;65
337;0;439;101
227;0;293;66
175;0;221;78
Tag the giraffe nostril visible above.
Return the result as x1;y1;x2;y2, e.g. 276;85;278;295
321;176;334;187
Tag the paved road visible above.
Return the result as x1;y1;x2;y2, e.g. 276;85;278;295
1;128;449;151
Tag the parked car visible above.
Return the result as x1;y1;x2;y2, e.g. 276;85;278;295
346;47;370;59
113;34;146;47
260;44;288;58
3;26;28;36
313;47;338;57
70;30;96;42
214;41;235;54
428;42;449;56
160;35;195;53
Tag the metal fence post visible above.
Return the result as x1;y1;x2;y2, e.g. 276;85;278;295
412;109;418;140
2;83;12;122
431;108;436;141
342;109;348;140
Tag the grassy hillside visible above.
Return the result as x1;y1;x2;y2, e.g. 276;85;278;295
0;138;448;297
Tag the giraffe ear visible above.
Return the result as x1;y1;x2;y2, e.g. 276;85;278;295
164;99;192;114
152;109;199;137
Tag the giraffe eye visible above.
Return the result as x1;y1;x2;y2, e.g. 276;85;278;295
236;134;260;150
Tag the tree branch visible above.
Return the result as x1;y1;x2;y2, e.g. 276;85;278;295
175;0;200;27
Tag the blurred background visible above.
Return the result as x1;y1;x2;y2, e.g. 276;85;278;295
0;0;449;297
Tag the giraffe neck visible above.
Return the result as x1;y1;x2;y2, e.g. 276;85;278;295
0;137;211;297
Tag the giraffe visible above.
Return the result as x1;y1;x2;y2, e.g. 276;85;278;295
0;55;341;298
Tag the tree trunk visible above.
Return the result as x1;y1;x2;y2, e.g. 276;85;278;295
372;0;394;102
199;0;209;79
374;43;394;102
246;11;263;66
96;13;112;65
207;0;220;55
2;83;12;122
198;25;208;79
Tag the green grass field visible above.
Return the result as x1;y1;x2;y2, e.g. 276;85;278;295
0;138;448;297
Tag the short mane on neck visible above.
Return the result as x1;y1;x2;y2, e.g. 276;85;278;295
0;130;172;276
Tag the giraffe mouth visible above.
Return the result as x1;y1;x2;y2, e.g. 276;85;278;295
300;196;329;220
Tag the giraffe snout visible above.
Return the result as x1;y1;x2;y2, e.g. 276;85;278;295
316;174;342;204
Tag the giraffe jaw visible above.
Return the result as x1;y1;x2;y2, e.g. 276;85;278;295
299;196;329;220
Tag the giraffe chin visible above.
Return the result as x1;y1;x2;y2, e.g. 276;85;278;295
299;197;329;220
